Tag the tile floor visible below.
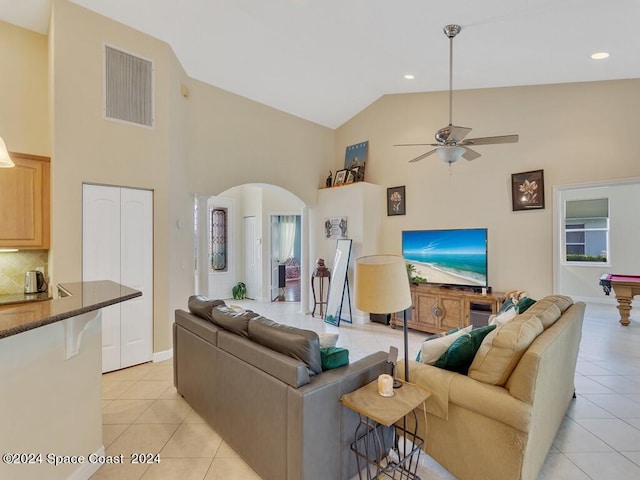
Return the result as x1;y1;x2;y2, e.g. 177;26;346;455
91;299;640;480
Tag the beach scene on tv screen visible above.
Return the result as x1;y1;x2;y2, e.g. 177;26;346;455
402;229;488;287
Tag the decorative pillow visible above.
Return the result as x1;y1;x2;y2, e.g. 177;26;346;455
320;346;349;370
498;297;518;314
187;295;226;322
415;332;447;361
248;317;322;375
517;296;536;314
524;298;562;328
542;295;573;313
210;305;259;337
434;325;496;374
318;333;339;348
468;313;544;386
420;325;472;365
489;308;517;327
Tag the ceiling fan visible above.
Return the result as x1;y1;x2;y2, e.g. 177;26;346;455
395;24;519;164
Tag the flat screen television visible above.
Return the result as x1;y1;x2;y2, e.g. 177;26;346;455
402;228;488;288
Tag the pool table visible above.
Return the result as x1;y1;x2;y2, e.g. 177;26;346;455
599;273;640;326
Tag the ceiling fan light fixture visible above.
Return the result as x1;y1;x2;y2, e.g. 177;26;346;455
590;51;610;60
437;145;465;164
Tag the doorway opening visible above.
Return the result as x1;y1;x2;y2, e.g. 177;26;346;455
271;214;301;302
195;183;309;310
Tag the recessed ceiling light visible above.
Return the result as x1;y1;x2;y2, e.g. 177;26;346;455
591;52;610;60
403;74;415;80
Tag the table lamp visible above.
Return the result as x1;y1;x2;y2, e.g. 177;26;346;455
355;255;413;384
0;136;15;168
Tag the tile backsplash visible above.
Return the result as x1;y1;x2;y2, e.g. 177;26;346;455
0;250;49;294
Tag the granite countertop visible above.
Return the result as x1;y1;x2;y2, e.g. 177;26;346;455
0;291;53;306
0;280;141;340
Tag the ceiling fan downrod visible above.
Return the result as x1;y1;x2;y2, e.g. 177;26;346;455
444;24;461;128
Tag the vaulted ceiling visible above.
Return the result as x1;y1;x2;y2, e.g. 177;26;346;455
2;0;639;128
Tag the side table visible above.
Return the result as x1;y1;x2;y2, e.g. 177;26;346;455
311;267;331;318
340;380;430;480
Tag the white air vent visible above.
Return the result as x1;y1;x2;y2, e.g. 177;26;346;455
104;45;154;127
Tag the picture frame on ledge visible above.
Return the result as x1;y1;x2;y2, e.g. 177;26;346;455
387;185;406;216
344;141;368;182
511;169;545;211
333;169;347;187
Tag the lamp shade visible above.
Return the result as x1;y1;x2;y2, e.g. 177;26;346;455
0;137;15;168
355;255;412;314
437;145;465;164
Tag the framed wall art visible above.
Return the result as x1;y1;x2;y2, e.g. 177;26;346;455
387;185;406;216
333;169;347;187
344;141;368;182
511;170;545;211
324;217;348;239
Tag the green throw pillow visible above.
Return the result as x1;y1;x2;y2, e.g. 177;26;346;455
517;297;536;313
320;347;349;371
435;325;496;374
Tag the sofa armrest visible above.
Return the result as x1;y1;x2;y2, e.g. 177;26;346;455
449;374;532;432
403;360;457;419
406;360;532;432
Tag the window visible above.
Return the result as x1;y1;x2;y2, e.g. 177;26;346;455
210;208;228;272
564;198;609;263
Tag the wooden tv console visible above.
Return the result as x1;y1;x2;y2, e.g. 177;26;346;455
391;283;505;334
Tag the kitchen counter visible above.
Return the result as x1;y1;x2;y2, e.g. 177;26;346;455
0;280;141;339
0;280;142;480
0;291;52;307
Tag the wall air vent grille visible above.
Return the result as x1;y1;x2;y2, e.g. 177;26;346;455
104;45;154;127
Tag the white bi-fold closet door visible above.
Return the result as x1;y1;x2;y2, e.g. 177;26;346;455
83;184;153;373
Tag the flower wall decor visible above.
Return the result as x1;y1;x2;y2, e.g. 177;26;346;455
511;170;545;211
387;186;406;216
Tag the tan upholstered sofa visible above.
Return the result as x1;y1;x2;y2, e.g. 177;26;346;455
401;295;585;480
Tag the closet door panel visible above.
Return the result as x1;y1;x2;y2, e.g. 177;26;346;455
120;188;153;368
83;184;122;373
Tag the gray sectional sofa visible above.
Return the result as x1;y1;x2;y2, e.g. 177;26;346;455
173;296;391;480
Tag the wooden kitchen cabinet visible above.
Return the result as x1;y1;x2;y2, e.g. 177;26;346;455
0;152;50;249
392;283;505;334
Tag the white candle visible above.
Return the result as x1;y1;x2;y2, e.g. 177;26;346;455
378;374;394;397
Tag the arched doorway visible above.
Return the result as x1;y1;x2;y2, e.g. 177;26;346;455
194;183;310;312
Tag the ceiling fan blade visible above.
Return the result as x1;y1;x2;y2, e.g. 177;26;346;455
461;134;519;146
462;147;481;161
408;149;438;163
448;126;472;143
394;143;440;147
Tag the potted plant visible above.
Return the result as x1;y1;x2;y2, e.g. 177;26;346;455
232;281;247;300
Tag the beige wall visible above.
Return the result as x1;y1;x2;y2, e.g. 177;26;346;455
50;0;175;352
0;20;49;155
336;80;640;299
0;22;50;294
185;78;334;205
48;0;334;352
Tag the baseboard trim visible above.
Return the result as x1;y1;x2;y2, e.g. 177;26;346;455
572;295;640;308
66;445;104;480
153;348;173;363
